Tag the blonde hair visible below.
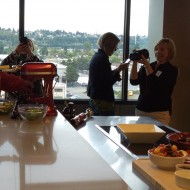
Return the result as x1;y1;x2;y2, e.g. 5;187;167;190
154;38;176;60
98;32;120;55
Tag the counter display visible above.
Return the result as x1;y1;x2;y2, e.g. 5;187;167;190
78;116;181;190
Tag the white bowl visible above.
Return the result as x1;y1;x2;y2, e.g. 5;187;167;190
117;124;165;144
148;150;187;170
175;170;190;189
176;164;190;171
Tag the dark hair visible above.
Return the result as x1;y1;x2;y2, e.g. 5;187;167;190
19;37;35;52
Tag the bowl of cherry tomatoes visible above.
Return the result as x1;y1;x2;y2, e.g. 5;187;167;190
148;144;188;170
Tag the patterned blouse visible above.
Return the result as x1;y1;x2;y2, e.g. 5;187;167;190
1;51;42;66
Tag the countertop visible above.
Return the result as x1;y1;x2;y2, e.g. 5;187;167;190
78;116;179;190
0;112;129;190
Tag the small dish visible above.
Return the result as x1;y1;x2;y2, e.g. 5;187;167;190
176;164;190;171
175;170;190;189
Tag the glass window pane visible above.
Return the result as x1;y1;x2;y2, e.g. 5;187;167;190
0;0;19;30
0;0;19;98
25;0;125;100
128;0;149;100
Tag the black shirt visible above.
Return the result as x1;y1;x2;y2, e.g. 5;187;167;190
130;61;178;113
87;49;121;102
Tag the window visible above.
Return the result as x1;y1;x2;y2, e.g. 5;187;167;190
25;0;125;100
0;0;150;101
0;0;19;55
0;0;19;98
128;0;149;100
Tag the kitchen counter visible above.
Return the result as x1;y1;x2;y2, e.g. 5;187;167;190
0;112;129;190
78;116;179;190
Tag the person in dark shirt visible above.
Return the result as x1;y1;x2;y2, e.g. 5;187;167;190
87;32;128;116
130;38;178;125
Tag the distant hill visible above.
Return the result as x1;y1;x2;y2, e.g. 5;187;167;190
0;28;147;55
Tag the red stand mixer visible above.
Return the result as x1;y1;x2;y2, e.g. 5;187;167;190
19;62;58;116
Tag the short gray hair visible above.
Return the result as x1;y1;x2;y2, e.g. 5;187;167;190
98;32;120;53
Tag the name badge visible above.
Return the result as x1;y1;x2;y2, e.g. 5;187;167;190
156;70;162;77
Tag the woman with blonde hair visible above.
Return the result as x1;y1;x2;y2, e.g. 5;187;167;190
87;32;128;115
130;38;178;125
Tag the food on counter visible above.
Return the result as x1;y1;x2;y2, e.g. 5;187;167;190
149;144;188;157
0;100;14;114
25;108;44;121
177;136;190;143
166;132;190;150
148;144;188;170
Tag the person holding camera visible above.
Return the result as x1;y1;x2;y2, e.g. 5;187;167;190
1;37;43;95
130;38;178;125
1;37;42;66
87;32;128;116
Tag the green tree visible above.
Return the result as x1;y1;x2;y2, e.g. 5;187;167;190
65;63;79;83
0;43;4;53
40;46;48;56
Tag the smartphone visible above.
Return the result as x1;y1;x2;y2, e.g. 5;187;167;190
124;58;130;64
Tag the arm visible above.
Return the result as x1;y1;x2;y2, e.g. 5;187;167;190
130;61;138;80
0;72;32;93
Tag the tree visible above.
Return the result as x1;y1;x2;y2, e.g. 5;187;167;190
65;63;79;83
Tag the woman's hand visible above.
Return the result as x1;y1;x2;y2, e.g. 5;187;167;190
117;62;129;72
15;43;33;56
133;54;150;66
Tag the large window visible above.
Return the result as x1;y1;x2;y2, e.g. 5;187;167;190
25;0;125;100
0;0;150;101
128;0;149;100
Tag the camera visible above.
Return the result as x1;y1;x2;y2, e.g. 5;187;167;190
20;37;28;44
129;49;149;61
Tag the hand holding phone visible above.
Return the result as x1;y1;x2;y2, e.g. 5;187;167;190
125;58;130;64
118;62;129;72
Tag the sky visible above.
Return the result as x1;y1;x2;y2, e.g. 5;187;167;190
0;0;149;36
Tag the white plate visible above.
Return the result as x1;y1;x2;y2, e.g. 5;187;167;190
117;124;166;144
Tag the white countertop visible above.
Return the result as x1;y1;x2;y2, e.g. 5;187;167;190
0;112;129;190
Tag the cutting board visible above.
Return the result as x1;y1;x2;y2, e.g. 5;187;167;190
132;159;184;190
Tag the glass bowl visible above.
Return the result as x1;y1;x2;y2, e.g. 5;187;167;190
0;99;15;114
17;104;48;121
